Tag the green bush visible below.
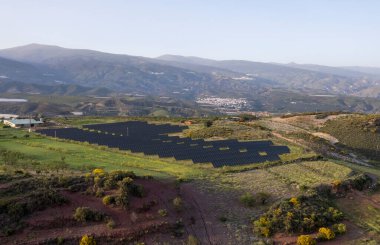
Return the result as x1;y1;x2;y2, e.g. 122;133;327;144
257;192;271;205
102;195;116;206
103;178;117;190
128;183;145;197
106;218;116;229
73;207;105;223
351;174;373;191
158;209;168;217
25;189;67;212
173;197;183;211
332;223;346;234
240;193;255;207
219;216;227;222
253;195;343;237
115;193;129;208
56;237;65;245
187;235;199;245
95;188;105;197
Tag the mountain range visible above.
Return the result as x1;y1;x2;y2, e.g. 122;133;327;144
1;44;380;114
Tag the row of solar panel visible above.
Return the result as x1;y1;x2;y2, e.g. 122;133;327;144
83;121;187;136
37;124;290;167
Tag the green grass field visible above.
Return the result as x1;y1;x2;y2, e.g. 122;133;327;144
321;115;380;163
0;128;210;180
266;161;353;187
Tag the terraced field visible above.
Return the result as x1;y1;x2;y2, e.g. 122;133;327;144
267;161;354;187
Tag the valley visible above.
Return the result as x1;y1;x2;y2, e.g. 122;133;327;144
1;113;380;244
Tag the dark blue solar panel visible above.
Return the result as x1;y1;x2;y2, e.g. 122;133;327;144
36;121;290;168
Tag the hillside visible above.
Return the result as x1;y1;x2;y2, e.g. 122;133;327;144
158;55;380;97
0;56;54;85
1;44;380;99
321;114;380;161
1;44;380;115
0;94;212;117
0;44;274;98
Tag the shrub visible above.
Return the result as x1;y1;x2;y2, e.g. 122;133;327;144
332;223;346;234
106;219;116;229
253;195;344;236
172;219;185;237
351;174;373;191
73;207;104;223
80;235;96;245
219;216;227;222
118;177;134;187
128;183;145;197
173;197;183;211
297;235;316;245
314;184;332;197
103;178;117;190
108;170;136;181
25;188;67;213
158;209;168;217
253;217;272;237
92;169;105;176
95;188;105;197
289;197;300;207
68;183;88;192
204;120;213;127
257;192;271;205
115;193;129;208
240;193;255;207
187;235;199;245
318;227;335;240
56;237;64;245
102;195;116;206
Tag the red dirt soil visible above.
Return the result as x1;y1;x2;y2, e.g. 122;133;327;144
2;178;224;245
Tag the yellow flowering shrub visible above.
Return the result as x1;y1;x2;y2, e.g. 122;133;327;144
297;235;316;245
289;197;300;207
92;168;105;176
79;235;96;245
318;227;335;240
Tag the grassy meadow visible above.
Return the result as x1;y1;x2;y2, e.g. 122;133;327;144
0;127;210;180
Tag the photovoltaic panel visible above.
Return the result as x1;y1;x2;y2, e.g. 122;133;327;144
36;121;290;168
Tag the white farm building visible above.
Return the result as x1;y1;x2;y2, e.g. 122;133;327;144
3;118;44;128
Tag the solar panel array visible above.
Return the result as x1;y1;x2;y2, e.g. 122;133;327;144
37;121;290;168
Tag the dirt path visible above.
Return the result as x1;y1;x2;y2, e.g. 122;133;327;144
272;130;371;167
312;132;339;144
271;132;310;149
181;183;232;245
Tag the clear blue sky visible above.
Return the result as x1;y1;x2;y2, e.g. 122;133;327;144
1;0;379;66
